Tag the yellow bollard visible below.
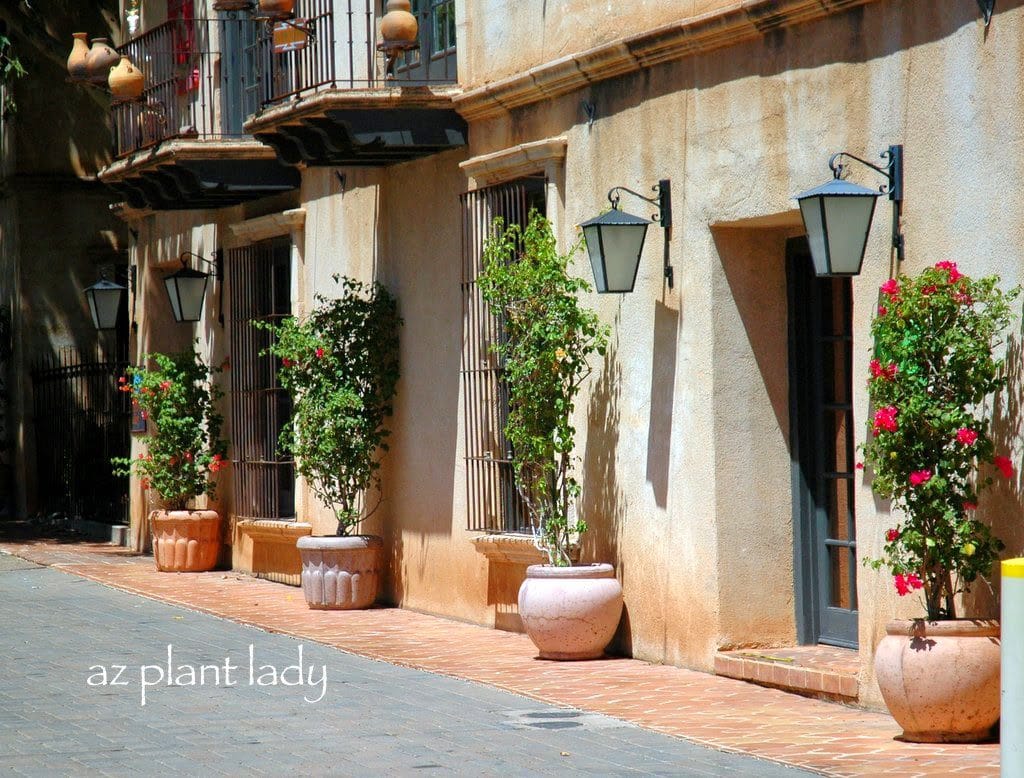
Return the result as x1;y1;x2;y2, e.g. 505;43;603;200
1003;558;1024;777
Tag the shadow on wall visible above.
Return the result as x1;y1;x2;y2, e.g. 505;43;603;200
967;331;1024;616
646;301;678;509
581;335;628;652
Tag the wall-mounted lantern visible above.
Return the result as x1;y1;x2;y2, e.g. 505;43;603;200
163;250;223;325
84;278;127;331
579;179;673;293
794;145;904;277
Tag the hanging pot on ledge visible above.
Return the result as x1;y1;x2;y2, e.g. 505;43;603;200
66;33;90;81
379;0;419;49
258;0;295;19
109;56;145;101
85;38;119;85
213;0;254;9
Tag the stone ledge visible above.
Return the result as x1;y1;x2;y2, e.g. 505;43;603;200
714;646;859;701
453;0;880;121
235;519;313;539
471;534;547;566
459;137;567;188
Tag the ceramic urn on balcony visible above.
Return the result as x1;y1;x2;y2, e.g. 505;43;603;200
380;0;419;48
85;38;119;85
109;56;144;101
66;33;90;81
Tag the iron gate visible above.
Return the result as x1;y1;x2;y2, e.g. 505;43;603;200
30;349;130;522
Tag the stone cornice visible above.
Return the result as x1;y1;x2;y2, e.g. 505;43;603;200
227;208;306;244
453;0;878;121
459;137;567;187
235;519;313;540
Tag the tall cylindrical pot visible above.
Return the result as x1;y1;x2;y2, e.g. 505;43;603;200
874;619;1001;743
67;33;90;81
150;510;222;572
297;535;382;610
518;563;623;660
85;38;119;85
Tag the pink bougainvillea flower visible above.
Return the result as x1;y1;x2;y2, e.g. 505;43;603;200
868;360;898;381
953;290;973;305
872;406;898;436
160;380;172;391
894;572;924;596
956;428;978;446
315;347;325;358
877;305;888;316
885;528;900;542
909;469;932;487
880;278;900;297
281;357;295;368
994;455;1015;479
921;284;938;296
935;260;963;283
855;462;864;470
964;502;978;511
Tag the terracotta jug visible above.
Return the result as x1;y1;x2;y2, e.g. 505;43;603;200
380;0;418;47
67;33;90;81
258;0;295;18
85;38;119;85
109;56;145;101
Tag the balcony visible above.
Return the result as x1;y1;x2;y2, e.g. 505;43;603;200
100;15;299;211
246;0;467;167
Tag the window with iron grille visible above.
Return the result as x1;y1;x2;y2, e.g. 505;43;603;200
460;176;546;533
228;239;295;521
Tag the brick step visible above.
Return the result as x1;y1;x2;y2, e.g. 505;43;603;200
714;645;859;702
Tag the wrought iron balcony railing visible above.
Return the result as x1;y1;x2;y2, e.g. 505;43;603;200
260;0;457;106
113;16;262;158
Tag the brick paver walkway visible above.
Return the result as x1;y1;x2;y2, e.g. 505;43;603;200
0;540;1001;777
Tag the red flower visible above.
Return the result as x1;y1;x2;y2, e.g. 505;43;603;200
141;478;150;491
160;380;171;391
994;455;1015;479
855;462;864;471
953;290;973;305
282;357;295;368
964;502;978;512
869;359;898;381
956;428;978;446
909;469;932;487
315;347;325;359
935;260;963;283
885;528;900;543
921;284;938;296
872;406;898;436
894;572;924;596
877;305;888;317
184;451;193;462
880;278;900;297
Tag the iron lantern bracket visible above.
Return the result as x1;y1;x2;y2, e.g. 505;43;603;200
827;145;904;263
606;179;674;288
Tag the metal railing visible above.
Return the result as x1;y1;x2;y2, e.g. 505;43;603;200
261;0;457;106
112;15;262;157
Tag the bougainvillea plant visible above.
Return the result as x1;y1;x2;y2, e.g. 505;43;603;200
112;350;228;511
478;211;609;567
255;276;401;536
863;261;1019;620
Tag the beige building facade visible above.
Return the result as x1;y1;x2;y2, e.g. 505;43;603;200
106;0;1024;710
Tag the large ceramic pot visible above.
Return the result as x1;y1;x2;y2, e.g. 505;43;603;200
84;38;119;85
380;0;419;48
150;510;221;572
518;563;623;660
874;619;1001;743
66;33;90;81
108;56;144;101
297;535;382;610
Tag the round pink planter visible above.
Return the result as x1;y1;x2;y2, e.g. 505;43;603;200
150;510;221;572
874;619;1001;743
297;535;382;610
518;563;623;660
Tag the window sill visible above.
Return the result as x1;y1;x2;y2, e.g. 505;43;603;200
471;533;547;566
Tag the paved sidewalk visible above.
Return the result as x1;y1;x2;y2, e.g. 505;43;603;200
0;540;1002;777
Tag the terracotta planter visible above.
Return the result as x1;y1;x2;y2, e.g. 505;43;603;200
518;563;623;660
213;0;253;9
297;535;382;610
150;510;221;572
874;619;1001;743
85;38;119;85
67;33;90;81
108;56;144;101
